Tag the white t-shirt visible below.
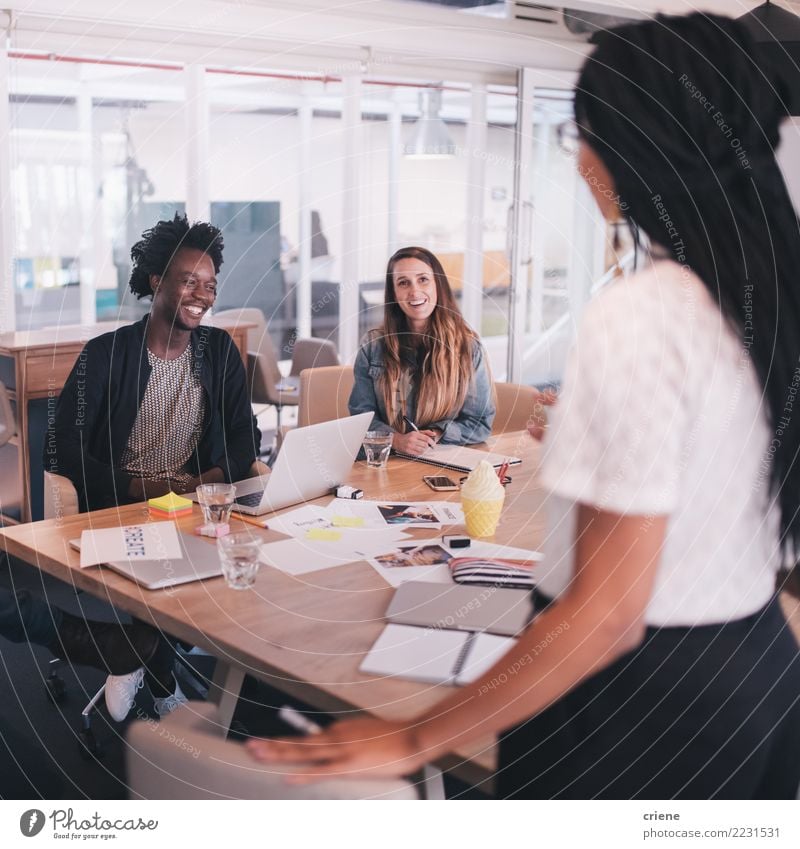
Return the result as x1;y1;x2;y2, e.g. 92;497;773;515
537;259;781;626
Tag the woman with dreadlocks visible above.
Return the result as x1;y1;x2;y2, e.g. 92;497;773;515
248;13;800;799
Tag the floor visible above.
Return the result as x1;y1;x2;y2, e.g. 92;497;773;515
0;552;485;800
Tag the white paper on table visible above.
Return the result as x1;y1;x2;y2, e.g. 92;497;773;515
338;500;464;529
79;521;182;568
366;539;456;588
266;504;338;538
259;528;411;576
364;539;543;589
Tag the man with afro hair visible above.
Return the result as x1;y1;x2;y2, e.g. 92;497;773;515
49;213;261;511
47;214;263;721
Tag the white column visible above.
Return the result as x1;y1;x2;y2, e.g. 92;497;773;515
185;64;210;222
387;91;402;256
462;84;487;333
77;91;97;326
339;75;363;363
507;69;535;384
296;93;312;339
0;45;15;333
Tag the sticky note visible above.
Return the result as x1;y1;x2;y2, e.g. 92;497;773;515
331;516;365;528
306;528;342;542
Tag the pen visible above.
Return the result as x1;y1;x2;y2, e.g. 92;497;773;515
402;415;420;433
278;705;323;735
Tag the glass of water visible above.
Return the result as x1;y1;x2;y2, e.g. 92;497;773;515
217;532;261;590
362;430;393;468
196;483;236;527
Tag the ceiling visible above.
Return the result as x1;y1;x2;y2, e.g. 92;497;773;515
4;0;798;87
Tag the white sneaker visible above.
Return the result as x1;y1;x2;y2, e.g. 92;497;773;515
105;667;145;722
153;681;187;716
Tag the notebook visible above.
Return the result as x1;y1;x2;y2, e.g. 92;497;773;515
386;581;533;636
359;623;516;685
392;443;521;473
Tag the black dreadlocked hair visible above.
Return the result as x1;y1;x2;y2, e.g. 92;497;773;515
128;213;224;299
575;12;800;557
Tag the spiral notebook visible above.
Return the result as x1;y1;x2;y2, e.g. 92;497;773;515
392;443;521;473
359;623;516;685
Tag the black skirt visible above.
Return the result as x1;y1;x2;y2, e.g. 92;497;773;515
497;596;800;799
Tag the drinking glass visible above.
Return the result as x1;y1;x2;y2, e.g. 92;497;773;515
362;430;393;468
196;483;236;527
217;532;261;590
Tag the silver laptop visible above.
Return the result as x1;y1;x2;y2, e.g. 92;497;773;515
69;532;223;590
386;581;534;637
226;412;373;516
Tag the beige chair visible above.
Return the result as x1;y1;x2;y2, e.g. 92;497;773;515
126;704;417;800
289;337;339;375
492;382;541;435
297;366;354;428
0;381;22;525
43;471;80;520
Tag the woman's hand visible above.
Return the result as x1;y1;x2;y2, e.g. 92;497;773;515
392;429;437;455
245;717;429;782
527;389;558;441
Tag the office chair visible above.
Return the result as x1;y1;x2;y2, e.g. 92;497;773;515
0;381;22;526
297;366;354;428
289;337;339;375
214;307;300;437
127;703;417;800
491;382;539;435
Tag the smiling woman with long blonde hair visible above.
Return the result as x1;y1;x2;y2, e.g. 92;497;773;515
348;246;495;455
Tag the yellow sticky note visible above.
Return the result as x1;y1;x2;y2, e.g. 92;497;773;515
331;516;365;528
306;528;342;542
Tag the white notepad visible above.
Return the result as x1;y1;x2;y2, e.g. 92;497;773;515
359;623;516;685
392;443;521;473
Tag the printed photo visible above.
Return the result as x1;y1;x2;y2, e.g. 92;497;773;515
374;544;453;570
377;503;439;525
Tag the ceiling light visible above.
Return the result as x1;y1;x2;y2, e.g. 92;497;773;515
403;89;456;159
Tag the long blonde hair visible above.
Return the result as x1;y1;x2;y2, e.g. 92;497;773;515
377;247;478;431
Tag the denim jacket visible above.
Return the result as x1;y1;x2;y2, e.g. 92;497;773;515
348;334;495;444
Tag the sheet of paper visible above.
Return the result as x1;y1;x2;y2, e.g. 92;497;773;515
79;521;182;568
266;504;337;538
340;500;464;529
366;539;456;588
259;528;411;576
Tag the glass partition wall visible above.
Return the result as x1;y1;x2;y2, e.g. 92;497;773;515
4;54;607;385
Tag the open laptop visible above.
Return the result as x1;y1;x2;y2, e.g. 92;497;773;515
69;532;223;590
223;412;373;516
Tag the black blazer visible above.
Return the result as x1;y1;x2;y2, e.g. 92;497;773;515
46;316;260;512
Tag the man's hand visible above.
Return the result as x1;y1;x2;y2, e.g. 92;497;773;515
127;477;172;502
392;429;437;456
174;466;225;494
245;717;428;782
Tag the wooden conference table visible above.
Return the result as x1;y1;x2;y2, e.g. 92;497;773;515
0;430;545;785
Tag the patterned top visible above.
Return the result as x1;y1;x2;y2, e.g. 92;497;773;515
537;258;780;626
120;344;207;489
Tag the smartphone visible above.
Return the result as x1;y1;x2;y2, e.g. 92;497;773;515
423;475;459;492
